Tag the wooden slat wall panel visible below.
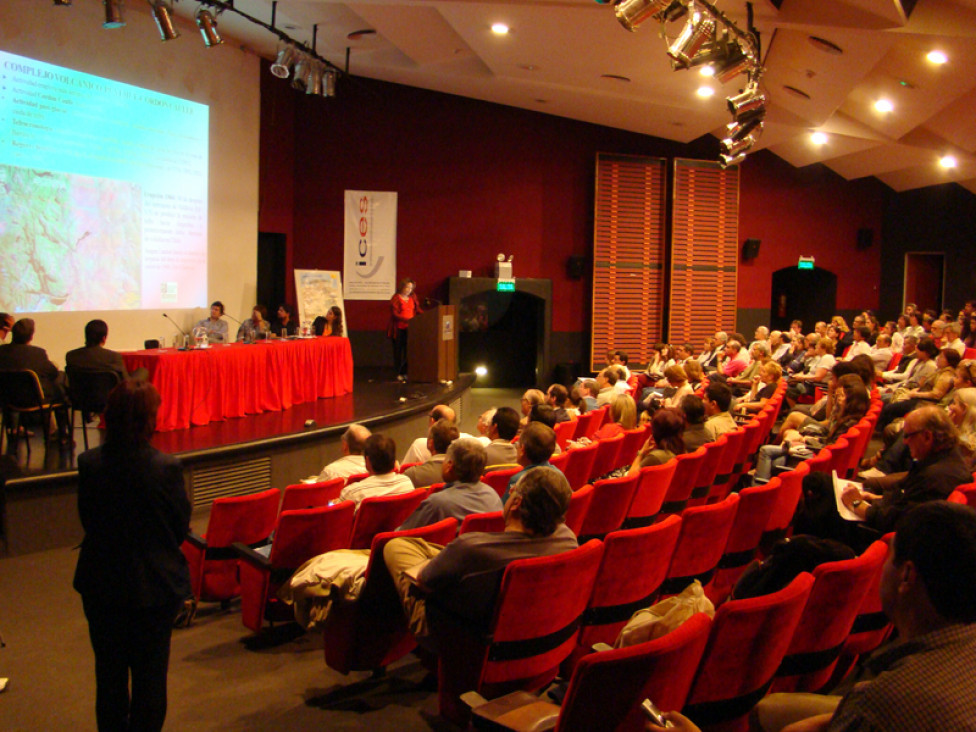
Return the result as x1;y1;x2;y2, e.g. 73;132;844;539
669;159;739;349
591;153;667;372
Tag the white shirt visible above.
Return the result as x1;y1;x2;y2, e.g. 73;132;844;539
843;340;872;361
403;431;477;465
315;454;366;483
947;337;966;356
339;472;414;509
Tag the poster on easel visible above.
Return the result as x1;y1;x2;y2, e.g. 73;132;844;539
294;269;346;335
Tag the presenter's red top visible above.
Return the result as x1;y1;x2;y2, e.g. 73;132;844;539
388;292;421;337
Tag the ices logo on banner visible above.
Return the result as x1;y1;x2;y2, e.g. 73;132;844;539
355;195;383;279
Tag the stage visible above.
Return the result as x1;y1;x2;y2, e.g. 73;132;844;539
0;369;476;557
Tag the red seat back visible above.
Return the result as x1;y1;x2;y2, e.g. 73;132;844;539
734;418;764;480
579;473;641;539
805;447;833;475
576;516;682;656
570;409;597;440
827;436;856;478
625;459;678;527
688;435;728;506
562;441;600;491
239;501;355;632
584;407;609;439
483;466;522;498
712;427;747;500
460;510;505;535
772;540;888;693
588;433;626;483
554;419;577;450
835;536;893;680
549;449;571;474
279;478;344;515
955;482;976;508
948;490;967;504
565;482;595;536
558;612;712;732
618;425;650;467
683;572;815;731
348;488;428;549
661;494;739;597
660;445;707;516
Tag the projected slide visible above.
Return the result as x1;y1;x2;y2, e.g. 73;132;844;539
0;50;208;311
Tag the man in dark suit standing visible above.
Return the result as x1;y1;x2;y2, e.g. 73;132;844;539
65;319;135;381
0;318;64;401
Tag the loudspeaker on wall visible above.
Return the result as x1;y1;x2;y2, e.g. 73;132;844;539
741;238;761;260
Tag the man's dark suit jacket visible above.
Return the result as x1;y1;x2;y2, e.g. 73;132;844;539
65;345;129;380
0;343;62;400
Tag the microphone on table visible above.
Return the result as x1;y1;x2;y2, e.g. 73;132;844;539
162;313;189;350
223;313;243;326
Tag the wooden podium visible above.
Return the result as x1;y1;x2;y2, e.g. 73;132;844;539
408;305;458;382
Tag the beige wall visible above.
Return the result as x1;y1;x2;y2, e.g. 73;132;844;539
0;0;260;360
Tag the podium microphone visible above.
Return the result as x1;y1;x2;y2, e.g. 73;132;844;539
223;312;243;326
162;313;189;350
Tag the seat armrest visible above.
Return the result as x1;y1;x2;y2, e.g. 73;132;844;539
591;642;614;653
184;530;207;550
233;541;272;570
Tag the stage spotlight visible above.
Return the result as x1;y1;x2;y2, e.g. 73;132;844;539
103;0;125;28
196;8;223;47
728;83;765;120
721;125;761;156
291;55;312;90
271;45;297;79
668;11;716;67
726;115;763;143
149;1;180;41
306;62;323;95
719;151;746;168
713;45;751;83
613;0;673;31
324;69;337;97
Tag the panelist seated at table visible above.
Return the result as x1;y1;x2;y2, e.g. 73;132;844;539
66;320;147;381
192;301;229;343
271;303;298;338
236;305;271;342
313;306;344;337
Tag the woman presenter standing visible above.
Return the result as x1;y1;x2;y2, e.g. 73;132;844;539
389;277;421;381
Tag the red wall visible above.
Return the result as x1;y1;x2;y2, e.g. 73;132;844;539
260;69;887;333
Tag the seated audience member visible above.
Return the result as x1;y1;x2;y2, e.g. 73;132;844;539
769;330;791;365
566;386;587;417
843;325;873;361
749;326;769;351
528;404;559;431
612;350;632;381
0;318;65;404
755;374;868;483
545;384;572;423
679;394;709;452
611;365;631;395
878;347;961;431
629;408;685;475
734;361;782;416
801;406;972;545
585;394;637;443
702;381;737;441
403;405;461;464
473;408;495;446
729;341;770;393
236;305;270;341
595;369;617;407
314;424;371;482
66;319;147;382
405;419;460;488
949;387;976;468
502;422;560;502
484;407;520;469
519;388;546;426
398;438;502;530
683;358;704;390
882;334;918;383
581;380;600;411
657;364;693;410
193;301;229;343
785;336;836;403
0;312;13;342
657;502;976;732
338;434;414;509
271;303;298;337
869;333;894;371
944;321;965;355
383;468;577;641
699;332;728;371
719;340;750;379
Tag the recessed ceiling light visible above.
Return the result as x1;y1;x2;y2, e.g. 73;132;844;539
699;65;715;77
491;23;510;35
808;36;843;55
940;155;957;169
347;29;377;41
810;132;828;145
697;86;715;98
534;98;548;104
782;85;811;100
519;64;538;71
601;74;631;82
874;99;894;113
927;50;948;65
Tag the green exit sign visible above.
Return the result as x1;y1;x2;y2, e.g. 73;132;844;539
497;281;516;292
798;256;815;270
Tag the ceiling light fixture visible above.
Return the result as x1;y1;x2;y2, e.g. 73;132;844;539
196;8;223;47
700;65;715;77
148;0;180;41
940;155;957;169
810;131;828;145
271;45;297;79
697;86;715;97
491;23;510;35
875;99;894;113
291;55;312;91
613;0;673;31
668;10;716;67
324;69;337;98
927;50;948;65
103;0;125;28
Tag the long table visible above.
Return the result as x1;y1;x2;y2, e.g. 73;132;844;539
122;337;354;431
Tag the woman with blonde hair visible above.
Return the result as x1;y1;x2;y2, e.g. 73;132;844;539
948;386;976;468
660;364;693;409
735;361;782;416
575;394;637;447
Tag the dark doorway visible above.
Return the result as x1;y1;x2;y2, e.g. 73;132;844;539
769;267;838;332
903;252;944;313
257;232;287;313
457;291;543;387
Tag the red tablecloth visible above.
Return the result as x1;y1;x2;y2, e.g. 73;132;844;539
122;337;354;431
